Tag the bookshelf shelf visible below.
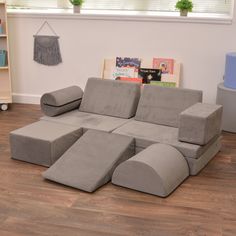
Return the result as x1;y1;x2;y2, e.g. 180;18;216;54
0;1;11;111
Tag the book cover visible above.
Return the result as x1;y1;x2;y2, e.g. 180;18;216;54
116;57;141;71
116;77;143;83
112;67;135;80
153;58;174;74
150;81;176;87
138;68;162;84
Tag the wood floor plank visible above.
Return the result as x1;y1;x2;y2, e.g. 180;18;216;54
1;103;236;235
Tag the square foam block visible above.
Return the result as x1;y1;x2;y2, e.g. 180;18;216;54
178;103;222;145
10;120;83;167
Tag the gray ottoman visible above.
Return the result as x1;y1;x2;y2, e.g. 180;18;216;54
10;120;83;167
112;143;189;197
43;130;135;192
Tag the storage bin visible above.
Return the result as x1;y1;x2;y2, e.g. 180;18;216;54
0;50;7;67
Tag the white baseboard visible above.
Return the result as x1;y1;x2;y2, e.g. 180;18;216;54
12;93;41;104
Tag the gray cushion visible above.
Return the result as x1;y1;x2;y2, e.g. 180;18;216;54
178;103;223;145
79;78;141;118
41;86;83;117
41;110;131;132
133;137;221;176
113;120;218;159
186;137;221;175
43;130;135;192
112;143;189;197
10;120;83;167
135;85;202;127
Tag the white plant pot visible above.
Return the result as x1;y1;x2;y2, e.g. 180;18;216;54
73;5;81;13
180;9;188;16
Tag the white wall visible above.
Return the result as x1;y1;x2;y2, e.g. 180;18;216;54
8;10;236;104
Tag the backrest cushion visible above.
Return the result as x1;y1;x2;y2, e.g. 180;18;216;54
135;85;203;127
79;78;141;119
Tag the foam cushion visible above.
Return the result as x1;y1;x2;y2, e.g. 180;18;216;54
41;110;130;132
134;137;221;176
135;85;202;127
79;78;141;118
43;130;135;192
112;143;189;197
113;120;218;159
179;103;223;145
10;121;83;167
41;86;83;117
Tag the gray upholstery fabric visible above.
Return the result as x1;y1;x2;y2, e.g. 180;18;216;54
178;103;223;145
113;120;218;159
79;78;141;118
10;120;83;167
41;110;131;132
41;86;83;117
134;137;221;176
135;85;202;127
112;143;189;197
43;130;135;192
186;137;221;175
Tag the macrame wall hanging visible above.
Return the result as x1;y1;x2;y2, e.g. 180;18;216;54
33;21;62;66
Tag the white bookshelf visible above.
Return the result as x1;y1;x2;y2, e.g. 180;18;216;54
0;1;11;111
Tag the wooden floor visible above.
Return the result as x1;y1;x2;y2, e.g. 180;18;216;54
1;104;236;236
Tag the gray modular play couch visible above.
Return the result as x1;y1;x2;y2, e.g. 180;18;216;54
10;78;222;197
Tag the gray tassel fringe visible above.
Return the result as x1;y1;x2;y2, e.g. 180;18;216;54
34;35;62;66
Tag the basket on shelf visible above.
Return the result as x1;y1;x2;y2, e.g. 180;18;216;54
0;50;7;67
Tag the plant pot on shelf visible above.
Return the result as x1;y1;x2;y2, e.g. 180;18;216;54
180;9;188;16
73;5;81;13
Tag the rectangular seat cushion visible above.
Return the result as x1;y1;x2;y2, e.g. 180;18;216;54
135;85;202;127
113;120;218;159
79;78;141;118
41;110;130;132
10;120;83;167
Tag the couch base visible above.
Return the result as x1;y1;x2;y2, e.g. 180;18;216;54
186;137;221;175
135;137;221;175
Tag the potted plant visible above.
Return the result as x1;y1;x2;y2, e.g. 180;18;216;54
69;0;84;13
175;0;193;16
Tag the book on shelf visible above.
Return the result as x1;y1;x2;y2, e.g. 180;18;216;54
116;77;143;83
138;68;162;84
150;81;176;87
153;58;174;75
111;67;136;80
116;57;141;71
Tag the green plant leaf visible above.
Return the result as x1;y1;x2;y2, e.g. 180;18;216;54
175;0;193;11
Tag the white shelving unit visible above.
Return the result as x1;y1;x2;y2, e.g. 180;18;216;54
0;1;11;111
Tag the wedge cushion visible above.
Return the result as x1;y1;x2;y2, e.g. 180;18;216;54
43;130;135;192
112;143;189;197
79;78;141;118
135;85;202;127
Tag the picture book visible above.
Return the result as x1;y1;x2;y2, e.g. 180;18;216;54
116;57;141;71
112;67;135;80
153;58;174;74
116;77;143;83
150;81;176;87
138;68;162;84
